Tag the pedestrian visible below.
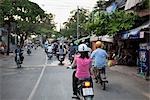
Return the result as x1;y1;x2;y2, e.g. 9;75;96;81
90;41;108;79
0;42;5;55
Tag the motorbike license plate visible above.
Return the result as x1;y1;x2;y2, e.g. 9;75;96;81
48;53;52;56
82;88;94;96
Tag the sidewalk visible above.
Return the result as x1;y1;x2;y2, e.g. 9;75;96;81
0;53;14;60
109;65;146;79
0;53;13;59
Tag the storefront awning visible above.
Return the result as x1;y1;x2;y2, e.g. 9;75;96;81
106;2;117;13
101;35;114;43
90;35;113;43
125;0;142;10
128;29;140;39
122;21;150;39
74;36;90;44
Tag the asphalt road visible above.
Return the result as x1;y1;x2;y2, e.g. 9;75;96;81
0;47;149;100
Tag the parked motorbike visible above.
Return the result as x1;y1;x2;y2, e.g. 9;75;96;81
47;52;53;60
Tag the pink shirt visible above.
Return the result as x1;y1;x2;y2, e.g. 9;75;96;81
75;55;92;79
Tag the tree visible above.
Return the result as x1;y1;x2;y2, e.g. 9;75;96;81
61;8;89;38
85;10;138;36
1;0;45;34
1;0;56;42
30;13;56;37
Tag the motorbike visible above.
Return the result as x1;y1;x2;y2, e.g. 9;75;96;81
15;53;22;68
27;48;31;55
58;54;65;65
68;54;74;64
67;67;94;100
47;52;53;60
76;78;94;100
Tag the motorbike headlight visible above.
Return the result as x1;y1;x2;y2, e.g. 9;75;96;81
84;81;91;87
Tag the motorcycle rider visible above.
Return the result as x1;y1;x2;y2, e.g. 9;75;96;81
57;43;65;60
69;43;93;98
44;40;49;53
68;43;76;63
47;44;53;53
90;41;108;80
47;44;53;59
27;43;32;55
15;45;24;64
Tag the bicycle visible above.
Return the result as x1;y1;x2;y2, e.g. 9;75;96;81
94;67;108;90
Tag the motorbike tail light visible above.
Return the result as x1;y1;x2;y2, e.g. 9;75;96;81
84;81;91;87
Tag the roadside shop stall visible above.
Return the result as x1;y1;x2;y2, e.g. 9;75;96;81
90;35;115;67
137;26;150;80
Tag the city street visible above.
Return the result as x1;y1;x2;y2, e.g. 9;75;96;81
0;47;149;100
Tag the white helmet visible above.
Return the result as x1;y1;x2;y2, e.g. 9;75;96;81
78;44;89;52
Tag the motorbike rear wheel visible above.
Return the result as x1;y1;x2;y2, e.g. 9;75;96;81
102;82;106;90
17;63;21;68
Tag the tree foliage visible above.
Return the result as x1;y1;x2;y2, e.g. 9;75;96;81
85;10;138;36
0;0;55;36
61;8;89;38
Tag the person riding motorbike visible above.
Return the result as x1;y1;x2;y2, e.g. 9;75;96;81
15;45;24;64
90;41;108;80
69;43;93;98
68;43;76;63
47;44;53;59
47;44;53;53
55;43;66;65
44;41;49;53
27;43;32;55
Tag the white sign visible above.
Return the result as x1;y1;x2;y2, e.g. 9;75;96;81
140;31;144;38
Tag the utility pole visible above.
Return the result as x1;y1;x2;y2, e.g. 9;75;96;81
91;10;94;36
77;6;79;40
59;23;61;32
6;21;10;55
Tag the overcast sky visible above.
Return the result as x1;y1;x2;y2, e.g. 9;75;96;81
29;0;97;30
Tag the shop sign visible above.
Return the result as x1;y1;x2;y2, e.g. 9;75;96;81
140;31;144;38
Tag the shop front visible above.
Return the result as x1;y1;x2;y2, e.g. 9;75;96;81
137;29;150;79
90;35;114;52
115;21;150;67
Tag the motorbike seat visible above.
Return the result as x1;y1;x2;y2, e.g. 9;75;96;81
77;77;91;85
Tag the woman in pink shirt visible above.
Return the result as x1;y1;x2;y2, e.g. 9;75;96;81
70;43;92;97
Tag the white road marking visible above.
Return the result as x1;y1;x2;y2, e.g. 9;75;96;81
27;56;47;100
